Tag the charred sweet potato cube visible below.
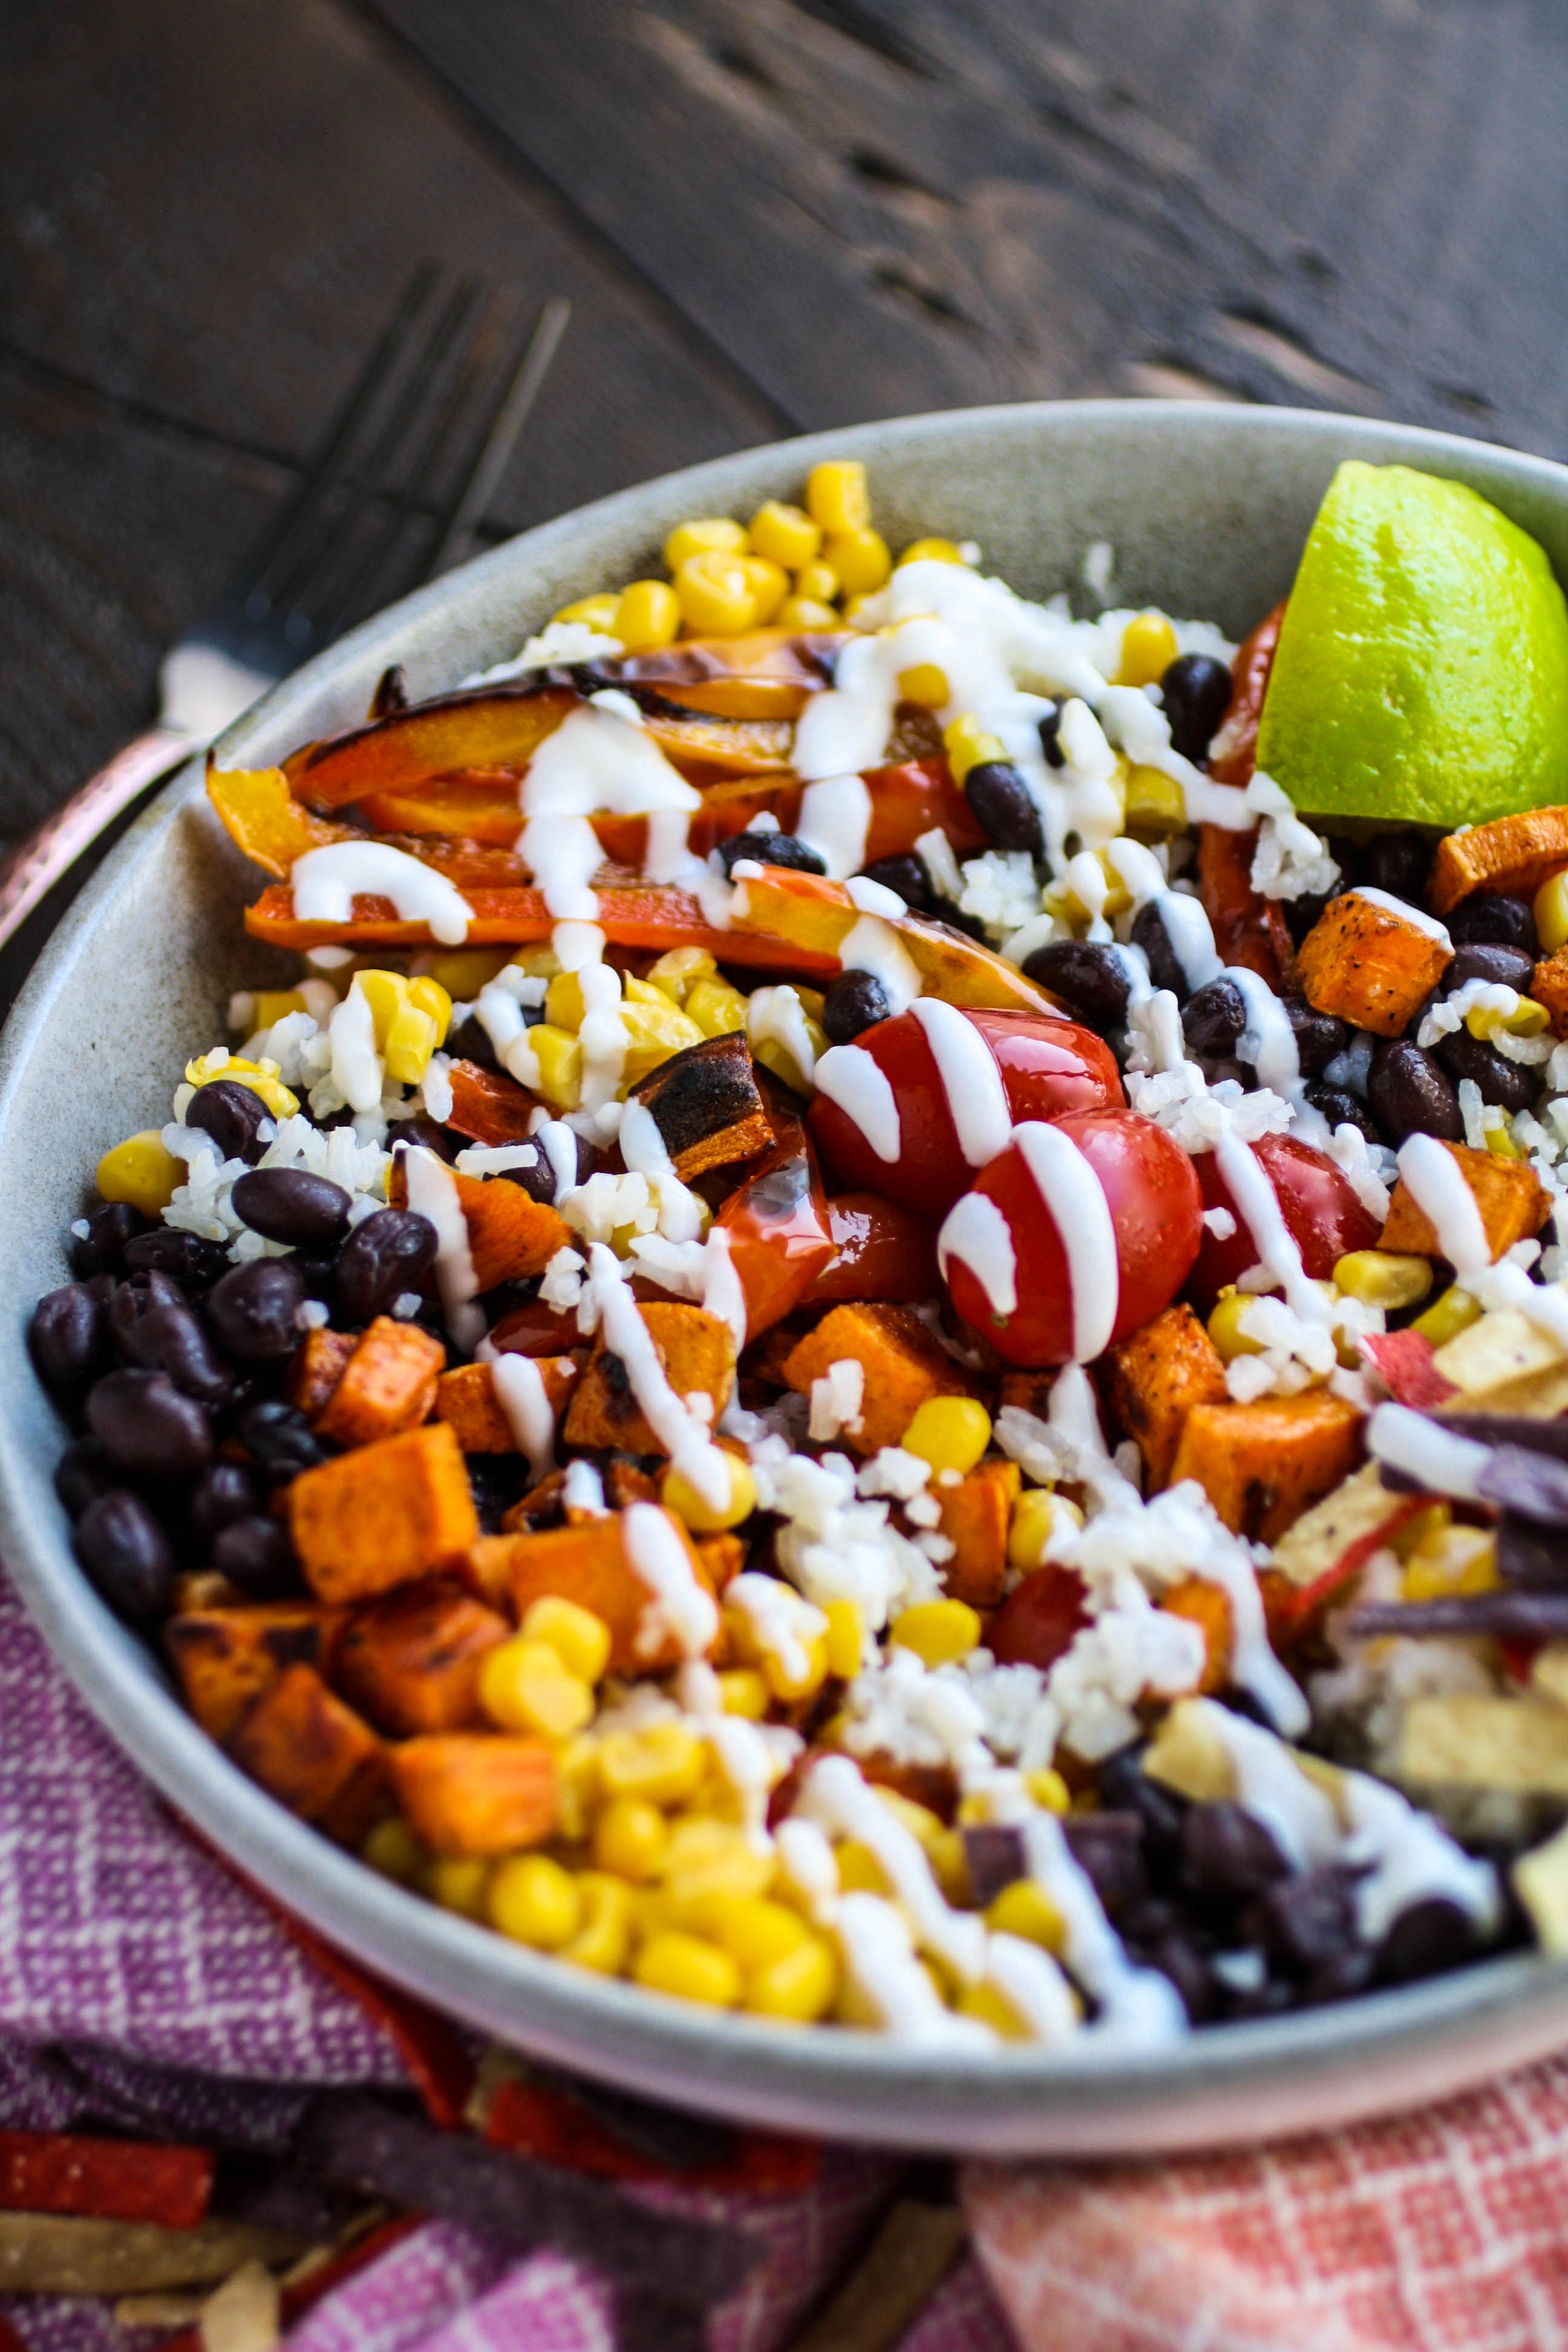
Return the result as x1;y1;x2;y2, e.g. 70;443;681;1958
936;1459;1020;1608
782;1304;970;1455
1294;891;1452;1037
287;1327;356;1417
1160;1576;1232;1694
289;1422;480;1605
314;1317;446;1448
997;1371;1057;1422
390;1733;557;1857
335;1578;509;1736
631;1031;773;1179
227;1662;388;1844
388;1159;571;1290
1380;1140;1549;1263
1104;1303;1229;1491
165;1602;338;1744
477;1507;713;1674
563;1303;736;1456
1430;806;1568;913
1169;1392;1364;1544
1532;946;1568;1039
434;1357;580;1454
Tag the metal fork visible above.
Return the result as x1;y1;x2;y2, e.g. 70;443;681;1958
0;268;570;958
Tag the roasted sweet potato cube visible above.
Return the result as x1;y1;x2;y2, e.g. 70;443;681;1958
289;1422;480;1606
1169;1393;1365;1544
1294;890;1452;1037
1104;1304;1229;1491
482;1506;713;1674
936;1459;1019;1608
335;1578;509;1735
1160;1576;1232;1695
632;1031;773;1179
1431;807;1568;913
390;1733;557;1857
287;1327;356;1418
694;1530;746;1593
782;1303;969;1455
1380;1140;1549;1263
563;1303;736;1456
314;1317;446;1448
388;1160;572;1290
434;1357;579;1454
165;1602;338;1743
1532;947;1568;1040
997;1371;1056;1422
227;1662;387;1844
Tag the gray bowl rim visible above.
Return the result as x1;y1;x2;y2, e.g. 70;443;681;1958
6;396;1568;2155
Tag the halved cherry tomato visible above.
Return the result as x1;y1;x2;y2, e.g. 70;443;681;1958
809;1008;1123;1218
1186;1132;1382;1312
939;1106;1203;1367
805;1193;940;1305
716;1135;837;1338
987;1564;1089;1670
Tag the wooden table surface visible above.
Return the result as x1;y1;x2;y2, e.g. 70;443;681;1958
3;0;1564;849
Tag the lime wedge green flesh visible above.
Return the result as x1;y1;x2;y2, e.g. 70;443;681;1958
1255;459;1568;829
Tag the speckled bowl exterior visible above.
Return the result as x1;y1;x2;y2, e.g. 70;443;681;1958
5;402;1568;2157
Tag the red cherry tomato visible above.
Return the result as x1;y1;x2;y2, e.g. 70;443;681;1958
805;1193;940;1306
988;1564;1090;1671
809;1007;1122;1217
715;1134;837;1338
1187;1132;1382;1313
939;1106;1203;1368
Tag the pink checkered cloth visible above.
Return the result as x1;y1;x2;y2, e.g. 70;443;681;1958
7;1553;1568;2352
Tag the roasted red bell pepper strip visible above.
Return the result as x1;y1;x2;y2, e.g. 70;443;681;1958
444;1060;540;1146
860;757;987;864
1207;599;1284;787
0;2132;214;2228
717;1133;837;1338
1197;822;1295;989
806;1192;940;1305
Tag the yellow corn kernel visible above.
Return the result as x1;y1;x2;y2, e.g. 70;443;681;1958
635;1930;742;2008
1534;869;1568;957
1022;1768;1072;1815
738;555;790;626
1403;1524;1500;1601
554;1734;601;1846
359;1815;425;1886
806;460;870;537
1469;996;1549;1041
528;1025;583;1109
1007;1488;1081;1572
674;549;757;636
897;662;950;709
644;947;719;1006
1390;1502;1450;1562
599;1722;706;1808
749;499;822;570
1333;1250;1434;1311
423;947;511;1000
1411;1284;1483;1345
619;996;704;1090
662;1451;757;1533
479;1636;594;1742
927;1827;970;1906
96;1132;184;1218
986;1879;1067;1952
901;1396;992;1477
795;560;840;603
559;1872;634;1975
662;1815;776;1907
715;1668;769;1719
1207;1289;1263;1363
943;712;1007;782
426;1855;490;1920
777;596;840;632
1123;763;1187;837
664;516;749;570
684;978;749;1038
186;1050;299;1121
824;528;891;598
383;1001;439;1088
745;1930;838;2021
1118;611;1180;688
544;968;595;1030
405;975;452;1045
355;969;406;1045
693;1893;809;1971
871;1785;945;1848
890;1598;982;1668
506;944;562;982
834;1840;890;1895
488;1852;582;1950
592;1794;670;1884
823;1598;863;1680
898;537;967;567
253;989;310;1030
1484;1120;1527;1160
550;592;622;632
957;1981;1030;2039
613;579;681;653
520;1596;612;1687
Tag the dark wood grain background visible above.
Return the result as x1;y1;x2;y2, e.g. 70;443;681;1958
2;0;1561;848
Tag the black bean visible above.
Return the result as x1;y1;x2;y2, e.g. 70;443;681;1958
55;1437;119;1521
333;1208;439;1325
1019;941;1129;1030
231;1169;352;1247
1180;978;1247;1059
1286;881;1348;947
1244;1866;1358;1976
213;1514;301;1599
1376;1898;1476;1986
1433;1028;1540;1114
1037;705;1065;768
460;1138;552;1207
964;761;1042;856
291;1249;342;1304
69;1201;149;1278
129;1303;235;1406
1180;1802;1291;1902
962;1823;1028;1909
1302;1945;1378;2007
1147;1932;1221;2024
1158;652;1233;761
446;1013;503;1075
122;1229;227;1288
1130;901;1191;1001
822;970;893;1045
1282;997;1348;1079
716;831;826;879
28;1284;107;1396
390;1116;459;1164
108;1269;188;1361
1097;1746;1187;1883
1367;1039;1463;1143
1362;832;1434;906
1305;1083;1383;1146
185;1078;270;1165
859;854;933;912
204;1259;310;1364
1196;1056;1253;1091
238;1397;330;1480
1448;894;1538;955
87;1370;214;1478
1449;942;1537;994
189;1461;264;1542
1061;1812;1147;1913
74;1489;175;1619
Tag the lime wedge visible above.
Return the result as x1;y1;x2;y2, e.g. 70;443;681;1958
1255;460;1568;828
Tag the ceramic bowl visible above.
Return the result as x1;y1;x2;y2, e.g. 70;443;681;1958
5;402;1568;2156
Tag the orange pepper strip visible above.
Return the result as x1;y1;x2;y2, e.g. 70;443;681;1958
1207;599;1284;787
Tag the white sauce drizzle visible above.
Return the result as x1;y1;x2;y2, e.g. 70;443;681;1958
1350;887;1454;949
584;1243;731;1509
1013;1120;1119;1361
327;984;384;1114
290;842;475;946
814;1044;902;1161
621;1501;720;1662
1212;1128;1331;1328
936;1190;1018;1316
402;1145;485;1354
518;701;701;920
727;1571;827;1690
1226;963;1301;1100
485;1347;557;1485
910;999;1013;1166
1367;1401;1489;1501
562;1457;607;1517
797;776;872;879
838;915;923;1013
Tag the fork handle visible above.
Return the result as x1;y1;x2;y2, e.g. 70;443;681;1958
0;727;198;959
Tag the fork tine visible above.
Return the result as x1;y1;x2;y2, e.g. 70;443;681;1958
426;296;572;579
